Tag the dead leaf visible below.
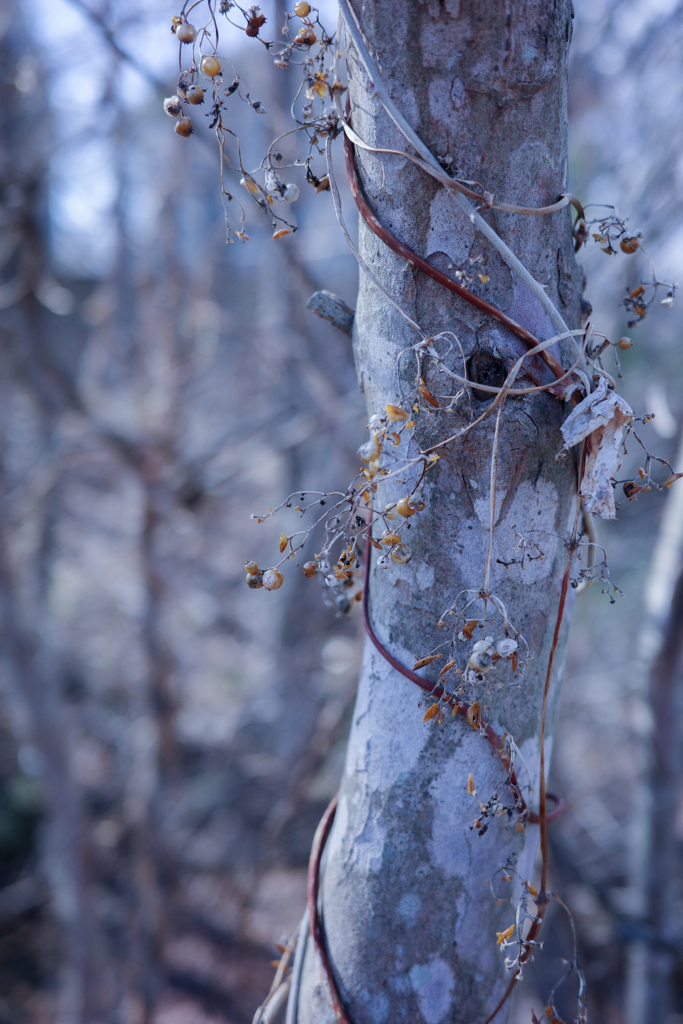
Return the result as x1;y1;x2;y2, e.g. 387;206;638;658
663;472;683;488
422;704;439;722
560;377;634;519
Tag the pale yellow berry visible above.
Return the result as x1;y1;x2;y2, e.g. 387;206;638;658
397;496;416;517
294;1;311;15
302;561;319;578
201;55;222;77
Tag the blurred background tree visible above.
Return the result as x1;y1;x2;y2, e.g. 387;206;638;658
0;0;681;1022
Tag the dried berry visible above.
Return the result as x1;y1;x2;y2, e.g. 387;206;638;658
469;650;493;674
295;27;317;46
262;569;284;590
186;85;205;105
620;237;640;254
164;95;183;117
245;9;266;36
174;117;193;137
390;543;411;564
176;22;197;43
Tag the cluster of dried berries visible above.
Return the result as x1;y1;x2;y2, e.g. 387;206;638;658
573;206;677;326
165;2;343;240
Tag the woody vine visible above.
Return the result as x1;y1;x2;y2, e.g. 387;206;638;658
163;3;678;1023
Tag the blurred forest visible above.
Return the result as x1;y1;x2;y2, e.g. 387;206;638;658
0;0;682;1022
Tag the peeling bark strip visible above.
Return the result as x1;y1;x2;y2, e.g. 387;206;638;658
297;3;581;1023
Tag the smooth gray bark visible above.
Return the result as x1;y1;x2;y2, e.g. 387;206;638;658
298;3;581;1022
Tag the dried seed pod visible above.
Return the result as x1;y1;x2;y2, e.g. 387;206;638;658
244;560;259;574
282;183;299;203
396;496;417;517
240;176;260;194
262;569;284;591
246;572;263;589
186;85;205;105
176;22;197;42
279;532;288;553
273;59;289;69
495;638;518;658
272;228;292;240
390;543;411;565
174;117;193;137
617;336;633;350
383;504;398;520
164;95;183;117
467;773;475;796
620;236;640;254
294;1;311;14
302;561;318;578
469;649;493;673
201;55;222;77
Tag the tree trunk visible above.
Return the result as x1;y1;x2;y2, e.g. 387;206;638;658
297;2;581;1022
